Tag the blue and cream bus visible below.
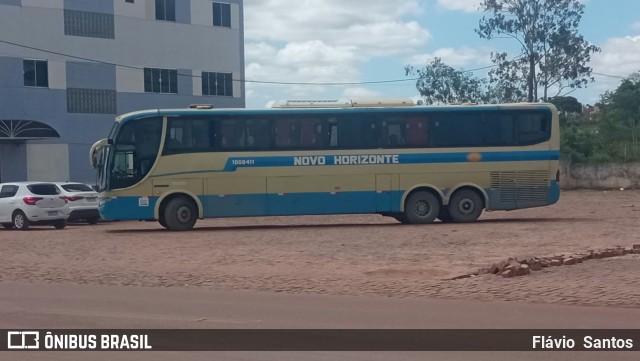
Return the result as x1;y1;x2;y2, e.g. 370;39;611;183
90;99;560;231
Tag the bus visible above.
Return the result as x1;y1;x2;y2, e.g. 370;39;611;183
90;99;560;231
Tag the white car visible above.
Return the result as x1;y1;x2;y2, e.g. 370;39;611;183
0;182;69;230
56;183;101;224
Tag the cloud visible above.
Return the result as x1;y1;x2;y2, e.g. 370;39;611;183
341;87;381;99
590;35;640;91
436;0;482;12
406;47;493;68
245;1;424;43
243;1;431;106
246;42;361;83
632;21;640;32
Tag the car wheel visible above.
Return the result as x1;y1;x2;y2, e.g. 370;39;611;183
87;217;99;225
54;220;67;229
447;189;484;223
164;197;198;231
12;211;30;230
403;191;439;224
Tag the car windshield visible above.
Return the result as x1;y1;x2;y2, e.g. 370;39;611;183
27;184;60;195
62;183;94;192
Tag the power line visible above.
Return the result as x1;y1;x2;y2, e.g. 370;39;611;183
0;38;414;86
592;72;628;80
0;38;498;87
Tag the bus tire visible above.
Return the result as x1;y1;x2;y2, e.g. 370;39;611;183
404;191;439;224
158;214;168;229
437;207;454;223
164;197;198;231
448;189;484;223
393;213;410;224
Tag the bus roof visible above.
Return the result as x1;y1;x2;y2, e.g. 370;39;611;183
114;102;556;125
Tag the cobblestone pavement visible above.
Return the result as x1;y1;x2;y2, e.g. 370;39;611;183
0;190;639;308
434;254;640;307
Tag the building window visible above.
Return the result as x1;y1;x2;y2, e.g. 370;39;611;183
213;2;231;27
144;68;178;94
125;0;134;3
64;10;115;39
23;60;48;88
67;88;117;114
155;0;175;21
202;72;232;97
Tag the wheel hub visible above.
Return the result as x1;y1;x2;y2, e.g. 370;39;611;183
458;198;475;215
177;206;192;223
415;200;430;217
14;215;24;228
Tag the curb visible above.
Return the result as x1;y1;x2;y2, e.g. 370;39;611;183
449;244;640;280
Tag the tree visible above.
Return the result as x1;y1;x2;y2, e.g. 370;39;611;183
595;72;640;161
476;0;600;102
550;96;582;128
405;58;486;105
549;96;582;114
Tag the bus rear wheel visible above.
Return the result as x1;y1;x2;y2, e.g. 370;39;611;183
393;213;410;224
404;191;439;224
437;207;454;223
164;197;198;231
447;189;484;223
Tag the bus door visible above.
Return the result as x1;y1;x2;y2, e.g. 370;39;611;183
376;174;392;212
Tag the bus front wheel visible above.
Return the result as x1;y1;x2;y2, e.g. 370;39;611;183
447;189;484;223
158;214;168;229
404;191;439;224
164;197;198;231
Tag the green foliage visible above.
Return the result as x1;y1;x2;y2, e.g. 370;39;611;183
550;96;582;114
561;72;640;163
405;58;487;104
405;58;523;104
477;0;600;101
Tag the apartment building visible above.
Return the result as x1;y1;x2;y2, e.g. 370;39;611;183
0;0;245;183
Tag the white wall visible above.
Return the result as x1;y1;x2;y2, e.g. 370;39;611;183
27;144;69;182
116;66;145;92
48;60;67;89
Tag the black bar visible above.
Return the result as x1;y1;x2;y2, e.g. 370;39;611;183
2;330;639;351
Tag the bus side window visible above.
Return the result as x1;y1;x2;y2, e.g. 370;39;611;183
299;119;323;148
246;119;270;149
327;119;338;148
517;113;550;145
337;117;377;149
191;119;211;150
219;120;246;149
405;117;429;147
483;113;514;146
273;119;302;148
381;120;405;148
165;119;188;152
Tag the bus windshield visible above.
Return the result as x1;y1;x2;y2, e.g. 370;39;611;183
109;117;162;190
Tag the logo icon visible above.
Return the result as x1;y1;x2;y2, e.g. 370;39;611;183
7;331;40;350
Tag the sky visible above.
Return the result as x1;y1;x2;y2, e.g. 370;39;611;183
242;0;640;108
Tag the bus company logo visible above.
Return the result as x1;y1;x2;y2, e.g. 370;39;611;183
467;152;483;162
7;331;40;350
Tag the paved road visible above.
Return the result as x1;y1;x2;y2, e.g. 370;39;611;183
1;282;639;361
